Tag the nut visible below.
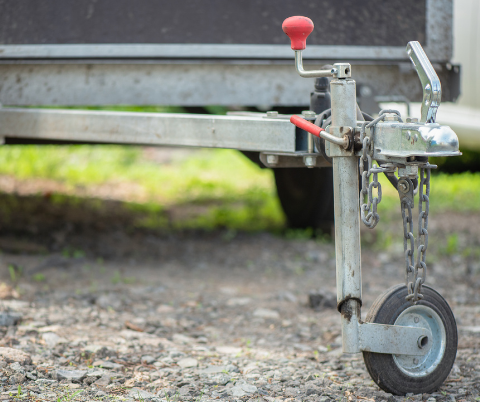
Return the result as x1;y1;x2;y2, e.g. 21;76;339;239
397;179;410;193
266;154;279;165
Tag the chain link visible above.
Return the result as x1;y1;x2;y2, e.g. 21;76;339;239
359;110;401;229
357;110;436;302
404;164;435;303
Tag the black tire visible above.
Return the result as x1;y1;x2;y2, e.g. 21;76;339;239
273;167;334;233
363;284;458;395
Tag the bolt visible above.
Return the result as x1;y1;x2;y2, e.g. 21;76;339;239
266;154;279;165
266;111;278;117
398;180;409;193
414;134;419;142
413;358;419;365
414;316;419;323
302;110;316;119
304;156;316;168
406;130;411;140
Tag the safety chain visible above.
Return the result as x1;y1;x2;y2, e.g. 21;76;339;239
359;110;401;229
403;164;436;303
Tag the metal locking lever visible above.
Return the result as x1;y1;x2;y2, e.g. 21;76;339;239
406;41;442;123
290;115;350;149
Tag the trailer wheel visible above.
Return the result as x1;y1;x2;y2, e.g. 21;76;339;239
274;167;334;234
363;284;457;395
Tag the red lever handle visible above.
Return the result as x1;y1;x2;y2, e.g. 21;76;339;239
282;16;314;50
290;115;324;137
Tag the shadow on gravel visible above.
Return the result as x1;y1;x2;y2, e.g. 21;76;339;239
0;192;293;259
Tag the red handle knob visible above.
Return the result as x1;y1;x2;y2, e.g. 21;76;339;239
282;16;314;50
290;115;324;137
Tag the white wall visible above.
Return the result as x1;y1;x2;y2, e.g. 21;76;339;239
453;0;480;109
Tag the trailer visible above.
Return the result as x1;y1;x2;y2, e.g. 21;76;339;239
0;0;462;395
0;0;460;231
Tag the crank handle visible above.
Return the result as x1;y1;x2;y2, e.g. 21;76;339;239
282;16;351;79
290;115;349;149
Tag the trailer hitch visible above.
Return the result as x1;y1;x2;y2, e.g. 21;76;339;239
282;15;460;396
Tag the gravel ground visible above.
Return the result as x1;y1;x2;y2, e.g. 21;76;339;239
0;207;479;401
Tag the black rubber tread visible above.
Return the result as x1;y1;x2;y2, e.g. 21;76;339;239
363;284;458;396
273;167;334;233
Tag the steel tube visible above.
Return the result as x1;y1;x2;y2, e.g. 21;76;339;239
294;51;336;78
330;78;362;354
0;108;296;152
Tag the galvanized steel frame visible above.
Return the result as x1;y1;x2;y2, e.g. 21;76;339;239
0;108;297;153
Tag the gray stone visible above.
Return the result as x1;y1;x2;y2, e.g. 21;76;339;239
200;365;227;374
210;373;231;385
225;364;239;373
168;350;185;358
94;374;112;387
0;347;31;365
277;291;298;303
215;346;242;355
285;387;299;397
11;373;25;384
229;386;247;397
226;297;251;306
253;308;280;319
172;334;195;344
0;312;22;327
9;362;24;373
84;344;104;354
25;372;36;380
93;360;123;369
56;370;87;382
241;383;257;393
86;370;105;378
96;294;122;310
308;289;336;310
129;388;155;400
177;357;198;368
141;355;156;365
42;332;62;348
178;386;193;396
35;379;57;385
306;387;320;396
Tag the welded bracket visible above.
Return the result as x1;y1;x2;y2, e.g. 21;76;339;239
359;322;432;356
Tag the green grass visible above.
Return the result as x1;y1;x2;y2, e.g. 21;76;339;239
376;171;480;214
0;145;284;231
0;141;479;233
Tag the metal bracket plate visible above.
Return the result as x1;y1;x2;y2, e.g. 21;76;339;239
325;126;355;157
260;152;331;168
359;322;432;356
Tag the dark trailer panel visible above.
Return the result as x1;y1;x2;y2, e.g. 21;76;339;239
0;0;458;107
0;0;426;48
